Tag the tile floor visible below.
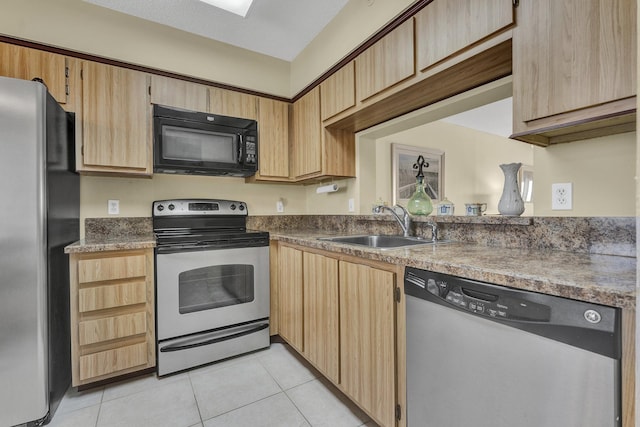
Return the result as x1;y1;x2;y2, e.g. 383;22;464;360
50;342;379;427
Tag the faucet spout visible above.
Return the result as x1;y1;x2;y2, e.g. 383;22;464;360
372;204;412;237
426;221;438;242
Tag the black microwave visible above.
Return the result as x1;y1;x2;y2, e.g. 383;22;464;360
153;104;258;177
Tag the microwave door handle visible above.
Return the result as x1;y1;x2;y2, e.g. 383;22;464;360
238;134;244;164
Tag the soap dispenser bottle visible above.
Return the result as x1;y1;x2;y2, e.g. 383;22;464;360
407;155;433;216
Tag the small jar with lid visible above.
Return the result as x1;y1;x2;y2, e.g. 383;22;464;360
436;197;455;216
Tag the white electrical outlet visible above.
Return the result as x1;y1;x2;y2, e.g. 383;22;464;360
108;199;120;215
551;183;572;210
348;198;355;212
276;200;285;213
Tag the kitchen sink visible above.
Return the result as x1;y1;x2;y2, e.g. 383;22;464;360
319;234;444;249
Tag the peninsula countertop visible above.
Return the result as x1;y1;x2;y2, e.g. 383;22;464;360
269;230;636;309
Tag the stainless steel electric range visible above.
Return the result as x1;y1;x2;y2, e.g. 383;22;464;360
153;199;270;376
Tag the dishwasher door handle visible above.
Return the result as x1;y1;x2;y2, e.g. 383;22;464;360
460;286;498;302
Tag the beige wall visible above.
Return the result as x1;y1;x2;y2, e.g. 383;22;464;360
361;123;636;218
0;0;291;96
1;0;418;97
4;1;635;226
368;121;536;216
290;0;415;95
80;174;307;236
534;133;636;216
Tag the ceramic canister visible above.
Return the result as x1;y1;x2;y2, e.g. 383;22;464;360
436;198;454;216
465;203;487;216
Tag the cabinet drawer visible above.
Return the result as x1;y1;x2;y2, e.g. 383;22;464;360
79;281;147;312
79;342;148;381
79;312;147;345
78;254;146;284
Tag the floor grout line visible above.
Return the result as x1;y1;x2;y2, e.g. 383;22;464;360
187;372;205;426
56;342;366;427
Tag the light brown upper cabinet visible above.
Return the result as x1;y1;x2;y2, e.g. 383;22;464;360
252;97;290;180
303;252;339;384
209;86;258;120
512;0;637;145
0;42;68;104
320;61;356;121
355;19;415;103
150;75;208;111
415;0;513;71
292;87;323;178
81;62;152;176
291;86;356;181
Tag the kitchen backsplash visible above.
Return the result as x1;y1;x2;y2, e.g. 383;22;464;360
247;215;636;257
83;215;635;257
85;217;153;241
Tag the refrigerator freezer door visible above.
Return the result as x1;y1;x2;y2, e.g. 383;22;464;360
0;77;49;426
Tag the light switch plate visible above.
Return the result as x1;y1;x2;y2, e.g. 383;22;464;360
551;183;572;210
348;198;355;212
276;200;284;213
108;199;120;215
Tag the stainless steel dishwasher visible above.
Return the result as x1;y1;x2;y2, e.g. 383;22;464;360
404;267;621;427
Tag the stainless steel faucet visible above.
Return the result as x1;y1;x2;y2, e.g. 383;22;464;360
426;221;438;242
373;204;412;237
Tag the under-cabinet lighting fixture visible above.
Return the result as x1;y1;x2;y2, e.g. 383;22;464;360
198;0;254;17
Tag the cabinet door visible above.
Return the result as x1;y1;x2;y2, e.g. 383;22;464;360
0;42;68;104
340;261;396;427
303;252;339;383
209;87;258;120
70;249;155;387
513;0;636;123
292;86;322;179
150;75;208;111
320;61;355;121
356;19;415;102
278;246;304;352
81;62;151;175
255;97;290;180
415;0;513;71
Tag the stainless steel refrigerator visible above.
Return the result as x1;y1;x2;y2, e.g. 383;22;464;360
0;76;79;426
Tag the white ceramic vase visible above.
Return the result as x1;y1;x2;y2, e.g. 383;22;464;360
498;162;525;216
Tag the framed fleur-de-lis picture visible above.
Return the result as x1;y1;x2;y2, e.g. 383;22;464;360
391;143;444;206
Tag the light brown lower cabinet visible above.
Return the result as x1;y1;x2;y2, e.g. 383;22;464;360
339;261;397;427
303;252;339;384
277;245;304;353
69;249;155;386
276;244;400;427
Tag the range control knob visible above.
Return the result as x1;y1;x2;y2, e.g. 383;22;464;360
239;204;245;211
168;204;175;211
230;204;236;210
157;205;164;212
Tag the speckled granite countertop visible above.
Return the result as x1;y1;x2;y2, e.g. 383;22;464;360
64;235;156;253
64;216;635;309
270;231;636;309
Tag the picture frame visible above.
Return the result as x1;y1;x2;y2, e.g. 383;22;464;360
391;143;444;206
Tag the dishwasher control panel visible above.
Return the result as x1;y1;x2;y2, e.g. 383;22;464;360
406;269;551;322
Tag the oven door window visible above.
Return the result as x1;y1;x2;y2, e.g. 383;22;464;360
162;125;238;164
178;264;254;314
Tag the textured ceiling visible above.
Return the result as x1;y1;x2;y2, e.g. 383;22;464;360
83;0;349;61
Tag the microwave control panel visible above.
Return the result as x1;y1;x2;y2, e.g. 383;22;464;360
245;135;257;164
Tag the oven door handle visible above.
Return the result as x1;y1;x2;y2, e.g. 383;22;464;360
159;322;269;353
